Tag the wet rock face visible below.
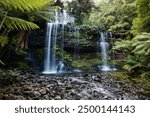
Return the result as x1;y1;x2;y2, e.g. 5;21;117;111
0;73;149;100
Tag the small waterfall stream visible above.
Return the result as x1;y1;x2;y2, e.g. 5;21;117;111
98;32;116;71
100;32;111;71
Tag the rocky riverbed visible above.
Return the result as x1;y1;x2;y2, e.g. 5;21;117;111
0;72;149;100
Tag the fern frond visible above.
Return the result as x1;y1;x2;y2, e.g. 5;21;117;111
0;0;54;12
0;60;5;65
113;39;133;51
0;35;8;46
3;15;39;30
132;33;150;56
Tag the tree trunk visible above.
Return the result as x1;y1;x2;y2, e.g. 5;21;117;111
17;31;28;49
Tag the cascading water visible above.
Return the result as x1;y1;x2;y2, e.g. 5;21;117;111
43;10;74;74
97;32;117;71
42;11;58;74
99;32;111;71
43;23;58;74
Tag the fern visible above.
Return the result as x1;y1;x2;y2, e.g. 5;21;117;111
132;33;150;56
3;16;39;30
0;0;55;30
0;60;5;65
0;0;53;12
113;39;133;51
0;35;8;46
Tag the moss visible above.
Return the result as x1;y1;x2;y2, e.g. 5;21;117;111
16;62;34;73
108;71;150;90
0;69;20;86
108;72;131;83
131;78;150;89
71;58;101;69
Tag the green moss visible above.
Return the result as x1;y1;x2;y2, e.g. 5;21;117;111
108;72;150;89
108;72;131;83
71;58;101;69
16;62;34;73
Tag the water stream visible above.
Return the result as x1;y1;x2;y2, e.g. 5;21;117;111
98;32;116;71
42;10;74;74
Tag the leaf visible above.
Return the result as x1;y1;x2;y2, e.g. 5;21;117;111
3;16;39;30
0;0;54;12
0;35;8;46
0;60;5;65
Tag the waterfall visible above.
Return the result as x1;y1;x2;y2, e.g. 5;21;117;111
98;32;117;71
42;10;74;74
42;11;59;74
43;23;58;74
99;32;111;71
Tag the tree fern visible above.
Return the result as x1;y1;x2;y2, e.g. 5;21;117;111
0;35;8;46
132;33;150;56
3;16;39;30
0;0;55;31
113;39;133;52
0;0;53;12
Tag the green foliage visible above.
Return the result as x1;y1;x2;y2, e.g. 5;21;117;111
79;24;99;46
113;39;133;52
123;55;142;72
0;35;8;47
84;0;136;31
0;36;27;66
16;62;34;73
67;0;94;24
112;0;150;78
0;69;20;85
0;0;57;66
71;58;101;69
113;33;150;78
0;0;55;30
132;0;150;34
109;22;129;31
3;16;39;30
132;33;150;55
0;69;18;78
0;0;53;12
108;71;150;91
0;60;5;65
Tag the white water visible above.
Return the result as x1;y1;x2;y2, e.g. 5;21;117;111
43;10;74;74
43;23;58;74
100;32;111;71
43;11;59;74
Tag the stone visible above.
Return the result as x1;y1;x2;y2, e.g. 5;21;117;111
70;89;76;95
0;92;3;99
43;95;50;100
54;95;61;100
23;91;33;95
33;91;41;97
66;84;73;90
83;74;89;77
39;88;47;95
15;96;26;100
23;86;33;91
1;94;7;99
39;76;45;79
